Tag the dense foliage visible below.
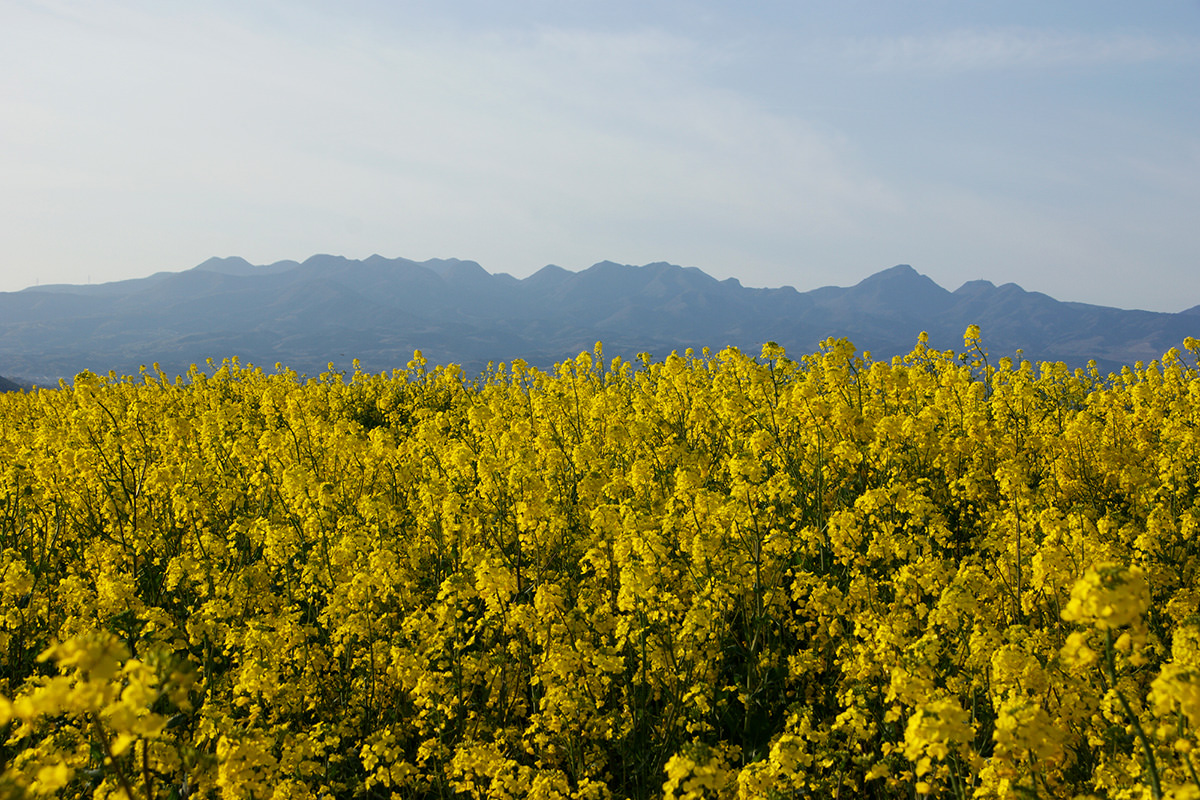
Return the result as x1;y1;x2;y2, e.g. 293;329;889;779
3;330;1200;799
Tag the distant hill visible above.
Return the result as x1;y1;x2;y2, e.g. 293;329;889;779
0;374;22;393
1;255;1196;383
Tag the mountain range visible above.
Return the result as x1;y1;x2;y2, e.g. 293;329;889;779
1;255;1197;386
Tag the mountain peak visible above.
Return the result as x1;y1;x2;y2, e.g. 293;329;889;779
855;264;920;284
194;256;298;278
586;260;634;272
842;264;950;311
422;258;489;281
954;279;999;300
194;256;254;273
525;264;572;285
301;254;355;270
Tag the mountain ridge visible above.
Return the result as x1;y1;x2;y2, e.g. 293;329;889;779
1;257;1196;384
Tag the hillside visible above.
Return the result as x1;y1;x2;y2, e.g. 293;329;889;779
0;256;1196;382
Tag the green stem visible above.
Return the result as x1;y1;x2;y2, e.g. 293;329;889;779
92;715;140;800
1183;748;1200;788
1104;629;1162;800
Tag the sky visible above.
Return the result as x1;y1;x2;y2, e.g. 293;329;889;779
1;1;1198;311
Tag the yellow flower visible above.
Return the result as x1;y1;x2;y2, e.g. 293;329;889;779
31;763;73;794
663;744;731;800
903;697;972;762
1061;563;1150;631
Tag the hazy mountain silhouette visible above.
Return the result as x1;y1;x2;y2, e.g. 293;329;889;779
0;256;1196;384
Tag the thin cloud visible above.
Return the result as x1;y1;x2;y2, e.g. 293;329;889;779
840;28;1200;73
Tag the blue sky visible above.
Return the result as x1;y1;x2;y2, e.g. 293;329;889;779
2;1;1198;310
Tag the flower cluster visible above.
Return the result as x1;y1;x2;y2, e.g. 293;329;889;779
2;335;1200;799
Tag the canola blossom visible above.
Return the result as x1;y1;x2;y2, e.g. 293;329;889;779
2;333;1200;799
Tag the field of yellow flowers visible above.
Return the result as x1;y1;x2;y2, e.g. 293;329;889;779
3;329;1200;799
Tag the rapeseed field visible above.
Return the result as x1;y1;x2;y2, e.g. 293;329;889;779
2;330;1200;799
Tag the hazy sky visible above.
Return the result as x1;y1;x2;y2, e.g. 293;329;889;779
2;1;1198;311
